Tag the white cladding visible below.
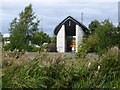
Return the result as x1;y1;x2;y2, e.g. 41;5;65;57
57;25;65;52
56;24;84;53
76;25;84;52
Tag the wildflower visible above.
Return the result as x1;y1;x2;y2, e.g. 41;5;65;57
113;87;116;89
63;61;65;64
14;48;17;51
44;49;46;52
88;62;91;67
98;65;100;71
47;62;50;67
9;50;11;53
39;65;44;67
52;59;55;64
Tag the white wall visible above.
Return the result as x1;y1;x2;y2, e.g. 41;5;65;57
57;25;65;52
76;25;84;52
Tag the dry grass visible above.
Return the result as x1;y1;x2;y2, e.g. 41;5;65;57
2;46;119;88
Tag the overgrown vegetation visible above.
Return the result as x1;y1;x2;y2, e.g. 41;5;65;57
2;46;119;88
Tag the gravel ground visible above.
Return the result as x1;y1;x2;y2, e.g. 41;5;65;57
24;52;76;59
23;52;99;60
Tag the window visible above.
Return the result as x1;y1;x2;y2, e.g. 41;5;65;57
69;21;71;26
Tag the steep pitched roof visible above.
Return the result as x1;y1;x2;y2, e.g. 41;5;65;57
54;16;89;35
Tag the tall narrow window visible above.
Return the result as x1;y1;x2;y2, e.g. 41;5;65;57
69;20;71;26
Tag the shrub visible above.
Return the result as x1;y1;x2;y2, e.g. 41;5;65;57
77;33;99;58
3;44;11;51
88;46;119;88
31;47;40;52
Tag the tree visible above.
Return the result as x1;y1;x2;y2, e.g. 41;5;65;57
8;4;40;51
51;34;56;45
0;32;2;42
77;19;119;56
95;19;119;49
88;20;100;34
31;31;51;46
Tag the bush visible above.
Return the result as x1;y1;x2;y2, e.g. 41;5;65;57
3;44;11;51
88;46;119;88
31;47;40;52
77;33;99;58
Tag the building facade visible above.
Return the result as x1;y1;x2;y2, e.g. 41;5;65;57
54;16;88;53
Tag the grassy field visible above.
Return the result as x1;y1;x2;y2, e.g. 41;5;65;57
2;46;119;88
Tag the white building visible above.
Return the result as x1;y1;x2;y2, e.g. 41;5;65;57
54;16;89;53
3;33;10;46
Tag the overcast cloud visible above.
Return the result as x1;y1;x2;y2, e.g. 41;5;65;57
1;0;119;36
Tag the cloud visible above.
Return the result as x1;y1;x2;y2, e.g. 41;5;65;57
0;0;118;3
1;1;118;37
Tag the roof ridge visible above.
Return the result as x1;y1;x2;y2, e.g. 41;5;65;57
54;16;89;35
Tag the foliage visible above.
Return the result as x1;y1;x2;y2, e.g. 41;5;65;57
2;46;119;88
2;37;9;45
31;47;40;52
3;44;11;51
78;19;119;56
88;46;119;88
31;31;51;46
88;20;100;34
51;34;56;45
8;4;40;51
0;32;2;41
77;33;99;58
95;19;119;50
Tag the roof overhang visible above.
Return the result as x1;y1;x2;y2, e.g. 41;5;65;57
54;16;89;35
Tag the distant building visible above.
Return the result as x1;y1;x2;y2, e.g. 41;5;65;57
3;33;10;46
54;16;89;53
3;33;10;38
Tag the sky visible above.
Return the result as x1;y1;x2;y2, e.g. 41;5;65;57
0;0;119;37
118;1;120;27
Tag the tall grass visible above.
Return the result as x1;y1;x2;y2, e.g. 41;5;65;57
2;46;119;88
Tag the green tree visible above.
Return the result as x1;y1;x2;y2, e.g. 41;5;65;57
0;32;2;41
95;19;119;49
77;19;119;56
31;31;51;46
9;4;40;51
51;34;56;45
88;20;100;34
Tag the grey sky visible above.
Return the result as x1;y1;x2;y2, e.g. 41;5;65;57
118;1;120;26
1;1;119;37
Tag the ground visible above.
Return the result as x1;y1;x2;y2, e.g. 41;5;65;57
23;52;76;60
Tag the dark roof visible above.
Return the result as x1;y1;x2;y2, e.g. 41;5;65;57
54;16;89;35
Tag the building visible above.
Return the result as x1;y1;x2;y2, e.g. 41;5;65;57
3;33;10;46
54;16;89;53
